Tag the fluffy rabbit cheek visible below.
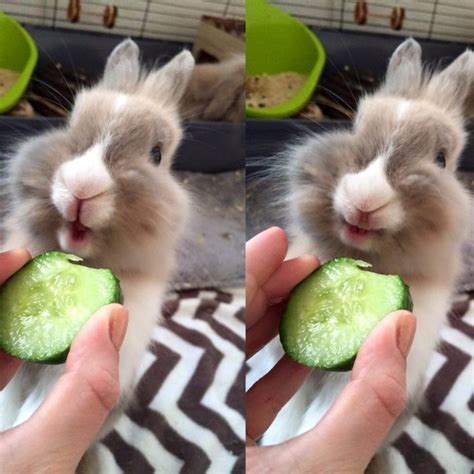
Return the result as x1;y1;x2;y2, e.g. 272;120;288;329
334;156;405;249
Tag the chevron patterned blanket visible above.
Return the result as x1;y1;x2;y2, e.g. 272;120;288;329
98;289;245;473
387;292;474;473
96;289;471;473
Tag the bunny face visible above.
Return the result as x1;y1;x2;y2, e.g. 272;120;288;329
51;90;185;258
333;97;466;252
7;40;194;263
291;39;472;258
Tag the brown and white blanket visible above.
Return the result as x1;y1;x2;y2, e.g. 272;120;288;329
98;289;472;473
388;292;474;473
100;289;245;473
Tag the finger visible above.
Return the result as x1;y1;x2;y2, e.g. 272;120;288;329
263;255;319;302
246;227;287;308
0;250;31;389
246;302;285;360
246;355;312;441
0;350;22;390
0;249;31;285
7;304;128;470
247;254;318;329
282;311;416;472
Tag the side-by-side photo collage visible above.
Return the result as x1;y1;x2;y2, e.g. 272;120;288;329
0;1;472;473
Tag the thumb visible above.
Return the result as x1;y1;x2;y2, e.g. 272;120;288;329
4;304;128;471
280;310;416;473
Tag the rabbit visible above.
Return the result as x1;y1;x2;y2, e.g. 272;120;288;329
179;54;245;122
0;39;194;472
249;39;473;470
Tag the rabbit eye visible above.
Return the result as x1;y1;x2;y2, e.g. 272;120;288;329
435;150;446;168
151;146;161;165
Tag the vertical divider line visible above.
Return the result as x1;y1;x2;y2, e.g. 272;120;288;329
427;0;439;40
52;0;59;28
140;0;152;37
42;0;47;24
224;0;231;17
339;0;346;31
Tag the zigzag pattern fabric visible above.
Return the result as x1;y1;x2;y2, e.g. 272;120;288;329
99;289;245;473
388;293;474;472
96;289;472;473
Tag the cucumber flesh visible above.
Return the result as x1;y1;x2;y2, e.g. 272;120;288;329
0;251;122;363
280;258;413;371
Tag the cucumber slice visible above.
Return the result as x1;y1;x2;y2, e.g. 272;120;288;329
280;257;413;371
0;251;122;364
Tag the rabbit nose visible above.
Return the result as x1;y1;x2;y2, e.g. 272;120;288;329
347;208;372;227
350;201;390;227
65;197;85;222
76;198;85;216
357;209;371;225
59;143;114;201
71;185;107;201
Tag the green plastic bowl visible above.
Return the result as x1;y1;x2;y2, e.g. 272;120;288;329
0;12;38;114
246;0;326;119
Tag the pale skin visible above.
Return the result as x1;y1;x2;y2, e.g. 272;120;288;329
246;227;417;473
0;249;129;474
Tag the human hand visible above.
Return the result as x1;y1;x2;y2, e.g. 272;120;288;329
0;249;129;474
246;227;416;473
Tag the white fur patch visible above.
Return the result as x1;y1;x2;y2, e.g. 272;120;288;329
51;173;77;222
335;155;394;216
334;154;404;239
58;143;113;200
51;142;114;225
396;99;411;123
113;94;128;113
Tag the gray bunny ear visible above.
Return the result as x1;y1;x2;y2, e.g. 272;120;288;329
140;50;195;105
101;39;140;91
426;50;474;117
381;38;422;97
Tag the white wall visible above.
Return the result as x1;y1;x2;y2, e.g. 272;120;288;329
0;0;245;42
1;1;472;44
272;0;474;43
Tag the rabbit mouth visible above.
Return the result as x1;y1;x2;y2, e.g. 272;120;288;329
65;220;91;248
70;220;89;240
57;220;93;257
342;222;380;243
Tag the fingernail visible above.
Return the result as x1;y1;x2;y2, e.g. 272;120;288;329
109;307;128;350
396;312;416;358
299;254;320;267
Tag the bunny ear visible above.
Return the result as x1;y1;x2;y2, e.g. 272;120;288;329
140;50;195;105
381;38;422;97
101;39;140;91
426;50;474;117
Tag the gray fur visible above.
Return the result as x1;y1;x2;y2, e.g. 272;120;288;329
4;40;194;271
425;49;474;116
141;50;195;107
382;38;423;97
102;38;140;91
6;94;186;270
289;40;470;280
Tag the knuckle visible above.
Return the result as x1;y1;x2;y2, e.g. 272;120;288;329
262;392;287;417
367;373;407;419
83;366;120;412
